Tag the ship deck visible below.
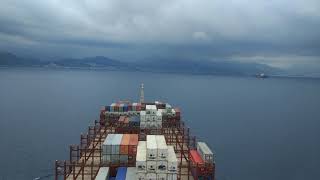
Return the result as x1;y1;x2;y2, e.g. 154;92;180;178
56;124;195;180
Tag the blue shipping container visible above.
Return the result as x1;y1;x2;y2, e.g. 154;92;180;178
115;167;127;180
129;116;140;127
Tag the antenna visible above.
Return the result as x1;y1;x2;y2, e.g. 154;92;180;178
140;83;144;103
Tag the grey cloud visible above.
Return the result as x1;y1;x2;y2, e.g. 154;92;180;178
0;0;319;71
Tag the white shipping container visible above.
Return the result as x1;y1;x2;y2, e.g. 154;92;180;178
167;146;178;173
146;160;156;172
136;141;147;172
95;167;109;180
157;173;167;180
103;134;115;154
156;121;162;129
197;142;215;163
156;160;167;173
156;111;162;121
137;172;146;180
171;109;176;115
146;173;157;180
150;122;157;128
112;134;123;154
146;105;157;111
167;173;177;180
147;135;157;160
125;167;137;180
140;111;146;121
156;135;168;159
140;121;147;129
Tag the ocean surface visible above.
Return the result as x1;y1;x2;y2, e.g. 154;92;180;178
0;68;319;180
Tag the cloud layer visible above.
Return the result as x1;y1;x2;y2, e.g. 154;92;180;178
0;0;319;71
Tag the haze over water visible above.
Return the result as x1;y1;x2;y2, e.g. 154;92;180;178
0;69;320;180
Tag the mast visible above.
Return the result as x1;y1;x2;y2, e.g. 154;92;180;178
140;83;144;103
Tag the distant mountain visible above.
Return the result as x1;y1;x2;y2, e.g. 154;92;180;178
131;58;279;75
0;51;279;76
0;52;44;66
54;56;127;68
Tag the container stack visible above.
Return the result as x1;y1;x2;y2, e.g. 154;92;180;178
115;167;127;180
167;146;178;180
140;105;162;129
136;141;147;179
102;134;139;166
95;167;110;180
136;135;177;180
189;150;205;180
197;142;215;164
128;116;140;128
125;167;137;180
105;102;142;116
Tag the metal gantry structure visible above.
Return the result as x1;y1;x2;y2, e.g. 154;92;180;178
54;103;215;180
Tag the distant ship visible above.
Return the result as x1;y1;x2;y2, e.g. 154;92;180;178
256;73;268;78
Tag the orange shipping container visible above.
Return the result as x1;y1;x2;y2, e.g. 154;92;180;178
120;134;130;154
128;134;139;155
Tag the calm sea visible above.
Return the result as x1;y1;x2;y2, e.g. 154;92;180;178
0;68;319;180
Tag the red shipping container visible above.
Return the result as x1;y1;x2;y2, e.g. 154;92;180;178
189;150;206;176
189;150;204;165
120;134;130;154
128;134;139;155
128;104;132;111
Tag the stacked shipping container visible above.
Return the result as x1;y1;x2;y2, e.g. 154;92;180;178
140;105;162;129
189;142;215;180
102;134;138;166
135;135;177;180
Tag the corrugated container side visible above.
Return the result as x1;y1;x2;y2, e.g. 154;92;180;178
156;160;167;173
103;134;115;155
167;146;178;173
125;167;136;180
189;150;204;165
167;173;177;180
136;141;146;172
136;173;145;180
197;142;214;164
146;173;156;180
128;134;139;155
112;134;123;155
120;154;128;164
157;173;167;180
146;135;157;160
156;135;168;159
120;134;130;154
115;167;127;180
111;154;120;164
95;167;110;180
146;161;156;172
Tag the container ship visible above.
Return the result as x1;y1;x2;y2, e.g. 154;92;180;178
54;84;216;180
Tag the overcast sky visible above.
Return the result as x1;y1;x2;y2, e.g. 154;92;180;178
0;0;319;72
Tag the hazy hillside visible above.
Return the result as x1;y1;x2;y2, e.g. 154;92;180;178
0;52;279;76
